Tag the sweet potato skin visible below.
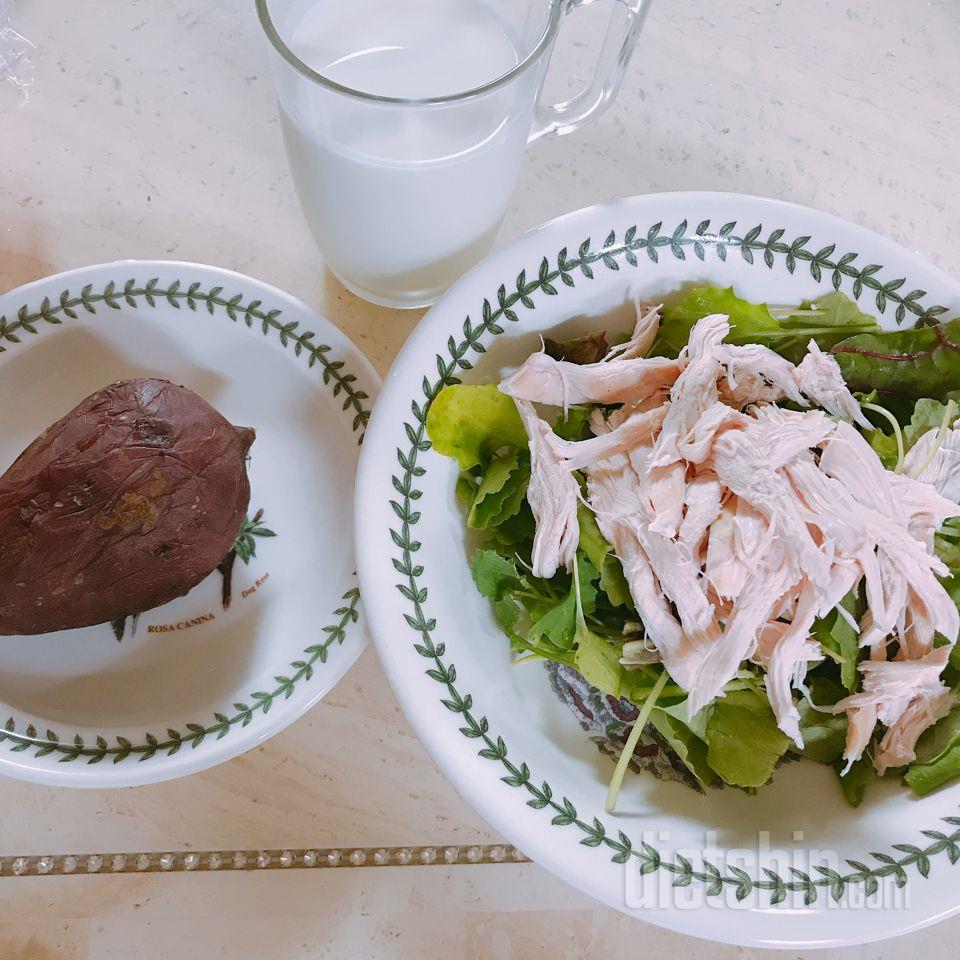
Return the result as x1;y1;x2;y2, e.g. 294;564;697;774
0;378;255;635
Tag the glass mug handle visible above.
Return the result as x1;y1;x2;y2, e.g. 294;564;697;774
528;0;653;144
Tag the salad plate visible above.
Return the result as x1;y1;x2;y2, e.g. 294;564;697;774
356;192;960;947
0;261;378;787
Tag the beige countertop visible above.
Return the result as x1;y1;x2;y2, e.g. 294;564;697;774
2;0;959;956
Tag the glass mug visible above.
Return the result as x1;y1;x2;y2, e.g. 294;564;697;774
257;0;653;308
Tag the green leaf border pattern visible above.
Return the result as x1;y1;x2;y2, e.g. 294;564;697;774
0;587;361;764
0;275;372;763
0;279;371;434
390;219;954;906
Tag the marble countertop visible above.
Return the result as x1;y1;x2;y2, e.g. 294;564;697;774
1;0;959;956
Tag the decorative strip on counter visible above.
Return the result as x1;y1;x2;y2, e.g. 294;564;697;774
0;844;529;877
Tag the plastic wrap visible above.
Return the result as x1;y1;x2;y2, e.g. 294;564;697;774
0;0;35;103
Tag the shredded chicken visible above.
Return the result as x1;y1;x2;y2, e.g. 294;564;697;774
832;652;952;772
903;426;960;501
603;300;663;363
499;350;680;414
514;399;580;579
795;341;874;430
718;342;808;407
502;313;960;770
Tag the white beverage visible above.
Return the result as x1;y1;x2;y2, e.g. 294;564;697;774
276;0;539;306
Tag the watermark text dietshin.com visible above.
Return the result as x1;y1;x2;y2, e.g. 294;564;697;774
623;830;910;911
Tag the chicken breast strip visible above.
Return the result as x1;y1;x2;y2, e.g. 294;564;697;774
499;351;681;413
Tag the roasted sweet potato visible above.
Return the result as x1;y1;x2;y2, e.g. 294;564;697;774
0;378;255;635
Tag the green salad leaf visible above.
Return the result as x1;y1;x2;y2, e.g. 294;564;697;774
472;550;534;645
903;398;960;449
796;678;848;764
836;757;875;807
654;286;781;357
576;504;632;609
658;698;711;743
554;407;592;442
427;384;527;470
577;504;611;572
455;474;479;508
493;597;522;634
912;698;960;766
902;699;960;797
574;620;623;698
649;707;717;786
653;286;878;361
528;590;578;651
599;558;632;609
704;688;791;788
905;744;960;798
570;554;623;697
527;556;598;652
935;520;960;573
862;396;959;470
467;448;529;529
813;594;862;692
484;503;537;548
773;292;881;365
865;426;901;471
544;331;609;365
471;549;524;600
832;317;960;400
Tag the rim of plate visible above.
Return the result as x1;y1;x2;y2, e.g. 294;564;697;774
356;192;960;947
0;260;379;787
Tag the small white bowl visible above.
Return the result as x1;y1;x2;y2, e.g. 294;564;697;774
356;192;960;947
0;261;377;787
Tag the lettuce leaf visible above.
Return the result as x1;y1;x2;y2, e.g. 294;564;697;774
836;757;875;807
773;292;881;365
527;556;598;652
649;707;717;786
599;557;632;608
704;688;791;788
574;620;624;698
935;521;960;573
905;745;960;797
653;287;878;361
484;503;536;548
577;504;633;610
527;591;578;651
467;448;529;529
544;331;609;365
577;504;611;572
863;396;959;471
426;384;527;470
832;318;960;400
903;398;960;449
902;699;960;797
554;407;592;442
654;286;781;357
456;474;478;507
813;594;862;692
471;549;524;600
569;554;623;697
867;429;900;471
796;678;847;764
658;698;711;744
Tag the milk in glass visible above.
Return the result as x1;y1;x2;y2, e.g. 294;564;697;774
277;0;538;306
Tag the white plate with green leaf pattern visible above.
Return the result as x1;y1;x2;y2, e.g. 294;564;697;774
0;261;377;787
356;192;960;947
